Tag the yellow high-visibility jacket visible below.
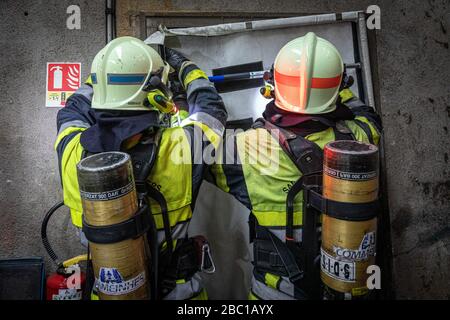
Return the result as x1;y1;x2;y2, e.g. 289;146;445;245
210;92;381;300
55;66;227;300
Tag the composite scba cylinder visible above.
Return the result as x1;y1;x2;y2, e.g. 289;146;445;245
320;141;379;297
77;152;149;300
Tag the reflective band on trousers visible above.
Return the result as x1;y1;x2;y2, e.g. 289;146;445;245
164;273;205;300
251;276;295;300
156;221;189;246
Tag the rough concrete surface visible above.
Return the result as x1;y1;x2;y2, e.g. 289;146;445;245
373;0;449;299
0;0;448;299
0;0;105;273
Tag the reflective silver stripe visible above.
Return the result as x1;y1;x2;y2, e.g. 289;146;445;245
163;273;204;300
181;111;225;137
178;61;195;83
157;221;189;246
251;276;295;300
186;78;215;98
76;227;88;248
75;84;94;101
268;227;303;243
278;276;296;297
344;97;366;109
57;120;90;136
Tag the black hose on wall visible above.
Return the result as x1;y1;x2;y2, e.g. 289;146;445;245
41;201;65;266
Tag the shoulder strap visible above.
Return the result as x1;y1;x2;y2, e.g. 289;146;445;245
128;131;161;197
128;130;174;257
127;130;174;300
333;120;355;141
252;118;355;298
81;149;90;159
353;119;374;144
253;118;323;175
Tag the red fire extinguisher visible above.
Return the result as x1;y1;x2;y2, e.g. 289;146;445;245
42;202;87;300
46;257;86;300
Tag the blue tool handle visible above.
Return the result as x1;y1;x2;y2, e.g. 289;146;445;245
209;71;266;83
208;75;225;83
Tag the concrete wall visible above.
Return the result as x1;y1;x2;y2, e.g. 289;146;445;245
373;0;449;299
1;0;448;299
0;0;105;271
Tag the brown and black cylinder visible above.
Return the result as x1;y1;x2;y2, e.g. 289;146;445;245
320;140;379;297
77;152;149;300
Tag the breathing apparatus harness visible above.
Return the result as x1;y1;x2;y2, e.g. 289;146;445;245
250;117;355;298
251;116;379;299
139;64;215;296
251;66;378;299
107;130;214;299
79;69;214;298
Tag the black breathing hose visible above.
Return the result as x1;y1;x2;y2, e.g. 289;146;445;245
41;201;65;267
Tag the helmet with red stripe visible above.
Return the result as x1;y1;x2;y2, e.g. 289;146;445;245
274;32;344;114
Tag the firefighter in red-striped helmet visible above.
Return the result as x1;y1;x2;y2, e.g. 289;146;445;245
209;32;382;300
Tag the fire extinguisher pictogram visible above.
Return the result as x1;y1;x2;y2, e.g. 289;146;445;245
46;62;81;107
50;66;63;89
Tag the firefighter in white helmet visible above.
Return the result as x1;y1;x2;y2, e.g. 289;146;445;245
210;32;382;299
55;36;226;300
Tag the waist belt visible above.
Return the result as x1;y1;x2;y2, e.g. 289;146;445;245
254;239;291;277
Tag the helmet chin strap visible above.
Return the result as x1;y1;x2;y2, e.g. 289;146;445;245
339;64;354;91
260;64;275;99
161;61;171;85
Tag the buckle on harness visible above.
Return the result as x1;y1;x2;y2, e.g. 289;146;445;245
200;242;216;274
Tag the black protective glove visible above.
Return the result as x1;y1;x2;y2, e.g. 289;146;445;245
169;72;185;97
169;72;188;112
164;47;189;74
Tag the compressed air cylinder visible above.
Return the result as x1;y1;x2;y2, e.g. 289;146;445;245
320;141;379;298
77;152;149;300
